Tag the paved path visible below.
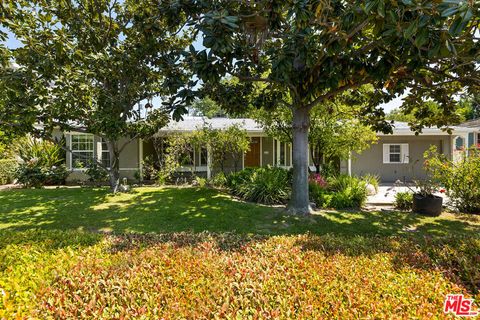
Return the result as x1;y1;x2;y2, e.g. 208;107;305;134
367;184;449;207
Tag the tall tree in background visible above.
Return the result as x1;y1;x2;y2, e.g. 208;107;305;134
175;0;479;214
0;0;194;191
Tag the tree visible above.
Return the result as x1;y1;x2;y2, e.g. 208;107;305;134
176;0;479;214
0;0;194;191
206;124;250;173
385;108;417;123
190;97;228;118
458;93;480;121
157;124;250;181
254;86;378;173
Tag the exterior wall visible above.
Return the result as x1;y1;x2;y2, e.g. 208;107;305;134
261;137;274;166
64;133;140;183
118;138;139;169
351;135;451;182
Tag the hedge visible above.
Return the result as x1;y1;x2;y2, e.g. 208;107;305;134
0;159;18;185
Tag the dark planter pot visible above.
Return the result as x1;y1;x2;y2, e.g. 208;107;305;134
412;193;443;217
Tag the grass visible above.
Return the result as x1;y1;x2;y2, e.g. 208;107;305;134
1;187;479;318
1;186;479;236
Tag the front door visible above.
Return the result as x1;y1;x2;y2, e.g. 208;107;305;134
244;137;260;167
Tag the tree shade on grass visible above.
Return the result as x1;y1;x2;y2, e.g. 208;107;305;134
0;187;479;236
1;187;479;318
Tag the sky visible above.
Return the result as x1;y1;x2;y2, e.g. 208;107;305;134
3;30;404;113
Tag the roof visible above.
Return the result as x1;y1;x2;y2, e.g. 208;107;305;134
384;121;474;135
158;117;474;136
159;117;264;134
459;119;480;128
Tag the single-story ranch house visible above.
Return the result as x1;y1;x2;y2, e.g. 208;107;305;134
58;117;475;183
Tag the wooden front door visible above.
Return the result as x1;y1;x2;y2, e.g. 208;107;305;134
244;137;261;167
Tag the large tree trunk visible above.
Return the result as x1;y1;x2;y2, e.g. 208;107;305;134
107;141;121;193
288;106;311;215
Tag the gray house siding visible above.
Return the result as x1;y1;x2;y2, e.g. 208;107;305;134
262;137;274;167
351;135;452;182
64;133;140;182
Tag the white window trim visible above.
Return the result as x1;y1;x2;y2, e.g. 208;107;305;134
274;139;292;168
69;133;95;171
100;138;111;170
178;147;208;172
383;143;409;164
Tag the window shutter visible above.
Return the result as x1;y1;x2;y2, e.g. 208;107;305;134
468;133;474;148
383;144;389;164
401;144;409;163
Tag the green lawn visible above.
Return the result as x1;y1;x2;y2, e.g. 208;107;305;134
1;187;479;318
1;186;479;236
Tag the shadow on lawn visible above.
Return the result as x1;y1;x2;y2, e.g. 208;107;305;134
0;187;479;238
1;187;478;294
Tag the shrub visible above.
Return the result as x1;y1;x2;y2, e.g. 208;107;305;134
227;167;291;204
394;192;413;211
309;182;333;208
309;173;328;188
327;175;368;208
141;155;159;181
194;176;207;188
424;146;480;214
320;161;339;178
85;161;109;184
13;138;68;187
310;174;368;209
15;160;68;188
362;173;380;193
0;159;18;185
15;137;65;168
226;167;255;194
210;172;228;188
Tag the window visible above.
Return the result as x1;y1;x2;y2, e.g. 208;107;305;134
477;133;480;147
101;139;111;168
274;139;291;167
383;144;409;164
199;147;208;166
71;134;94;168
180;147;194;166
455;136;465;151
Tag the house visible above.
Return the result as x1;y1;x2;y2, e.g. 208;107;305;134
61;117;475;183
459;118;480;148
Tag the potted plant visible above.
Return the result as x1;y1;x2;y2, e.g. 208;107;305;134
411;179;443;217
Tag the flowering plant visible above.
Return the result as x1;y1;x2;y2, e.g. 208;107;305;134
309;173;328;188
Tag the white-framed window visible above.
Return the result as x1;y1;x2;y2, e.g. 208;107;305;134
455;136;465;151
383;143;409;164
101;138;111;168
274;139;291;167
477;133;480;146
70;134;95;168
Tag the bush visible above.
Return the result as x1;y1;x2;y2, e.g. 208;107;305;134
194;176;207;188
394;192;413;211
0;159;18;185
424;146;480;214
327;175;368;208
13;137;68;187
309;174;368;209
85;161;109;184
227;167;291;205
15;160;68;188
210;172;228;188
226;168;255;193
362;173;380;193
